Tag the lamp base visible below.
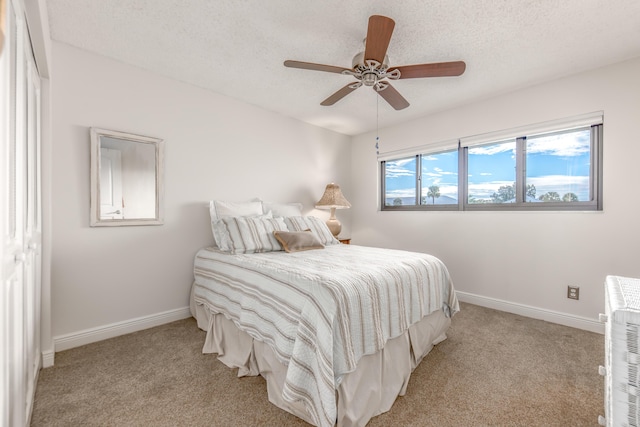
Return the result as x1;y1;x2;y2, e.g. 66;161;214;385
326;218;341;237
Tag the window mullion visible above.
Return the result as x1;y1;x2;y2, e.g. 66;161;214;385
460;145;467;211
592;124;603;210
516;137;526;204
380;161;386;209
415;154;421;206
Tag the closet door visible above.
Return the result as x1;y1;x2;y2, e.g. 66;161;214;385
22;30;41;426
0;0;42;424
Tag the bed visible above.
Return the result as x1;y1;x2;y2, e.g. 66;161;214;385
190;203;458;426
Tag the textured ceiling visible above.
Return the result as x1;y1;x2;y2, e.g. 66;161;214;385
46;0;640;136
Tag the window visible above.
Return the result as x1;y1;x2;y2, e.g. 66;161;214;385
380;114;603;211
382;149;458;208
383;156;417;206
525;128;592;204
421;149;458;206
467;140;516;204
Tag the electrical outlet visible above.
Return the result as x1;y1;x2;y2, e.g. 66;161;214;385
568;285;580;300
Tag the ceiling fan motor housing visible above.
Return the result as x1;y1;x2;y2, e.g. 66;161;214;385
347;51;399;88
352;51;390;70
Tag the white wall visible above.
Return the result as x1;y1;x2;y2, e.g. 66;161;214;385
50;43;351;345
49;40;639;349
351;57;640;330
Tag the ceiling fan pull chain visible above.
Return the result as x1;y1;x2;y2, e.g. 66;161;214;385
376;95;380;155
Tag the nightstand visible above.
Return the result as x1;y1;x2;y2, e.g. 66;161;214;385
338;238;351;244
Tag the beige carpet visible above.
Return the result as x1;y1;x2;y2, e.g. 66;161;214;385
31;303;604;426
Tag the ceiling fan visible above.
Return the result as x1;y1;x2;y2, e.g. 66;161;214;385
284;15;466;110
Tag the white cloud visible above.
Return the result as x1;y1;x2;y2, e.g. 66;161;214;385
385;160;415;178
469;141;515;155
468;180;514;198
527;175;589;199
385;188;416;198
388;183;458;200
527;131;590;157
389;158;414;167
428;184;458;198
467;175;590;200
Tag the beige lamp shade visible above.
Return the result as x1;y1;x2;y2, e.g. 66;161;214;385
315;183;351;237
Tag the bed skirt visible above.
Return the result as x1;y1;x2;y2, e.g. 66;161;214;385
190;288;451;427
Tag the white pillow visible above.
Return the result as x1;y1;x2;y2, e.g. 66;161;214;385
209;200;263;221
283;216;339;246
261;201;304;217
213;216;288;254
208;200;264;246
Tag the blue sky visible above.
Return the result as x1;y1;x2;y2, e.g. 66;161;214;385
385;128;591;202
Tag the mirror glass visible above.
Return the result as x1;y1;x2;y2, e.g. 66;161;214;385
90;128;164;226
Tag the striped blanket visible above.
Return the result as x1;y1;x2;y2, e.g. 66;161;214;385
193;244;458;427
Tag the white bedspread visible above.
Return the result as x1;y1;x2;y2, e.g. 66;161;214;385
192;244;458;427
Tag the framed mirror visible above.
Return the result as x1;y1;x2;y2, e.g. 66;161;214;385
90;127;164;226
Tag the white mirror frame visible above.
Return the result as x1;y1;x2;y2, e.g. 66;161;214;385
90;127;165;227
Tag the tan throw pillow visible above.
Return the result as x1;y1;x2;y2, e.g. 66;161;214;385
273;230;324;253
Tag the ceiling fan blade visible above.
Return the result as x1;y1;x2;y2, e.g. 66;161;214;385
375;83;409;110
391;61;466;79
364;15;395;63
284;60;351;74
321;83;360;106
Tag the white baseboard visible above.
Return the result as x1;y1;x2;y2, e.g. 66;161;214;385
456;291;604;334
42;348;55;368
52;306;192;354
46;295;601;365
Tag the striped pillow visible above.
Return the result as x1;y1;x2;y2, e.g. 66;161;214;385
213;216;288;254
283;216;339;246
208;200;265;247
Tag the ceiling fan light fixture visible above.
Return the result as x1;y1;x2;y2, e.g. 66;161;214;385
362;73;377;86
